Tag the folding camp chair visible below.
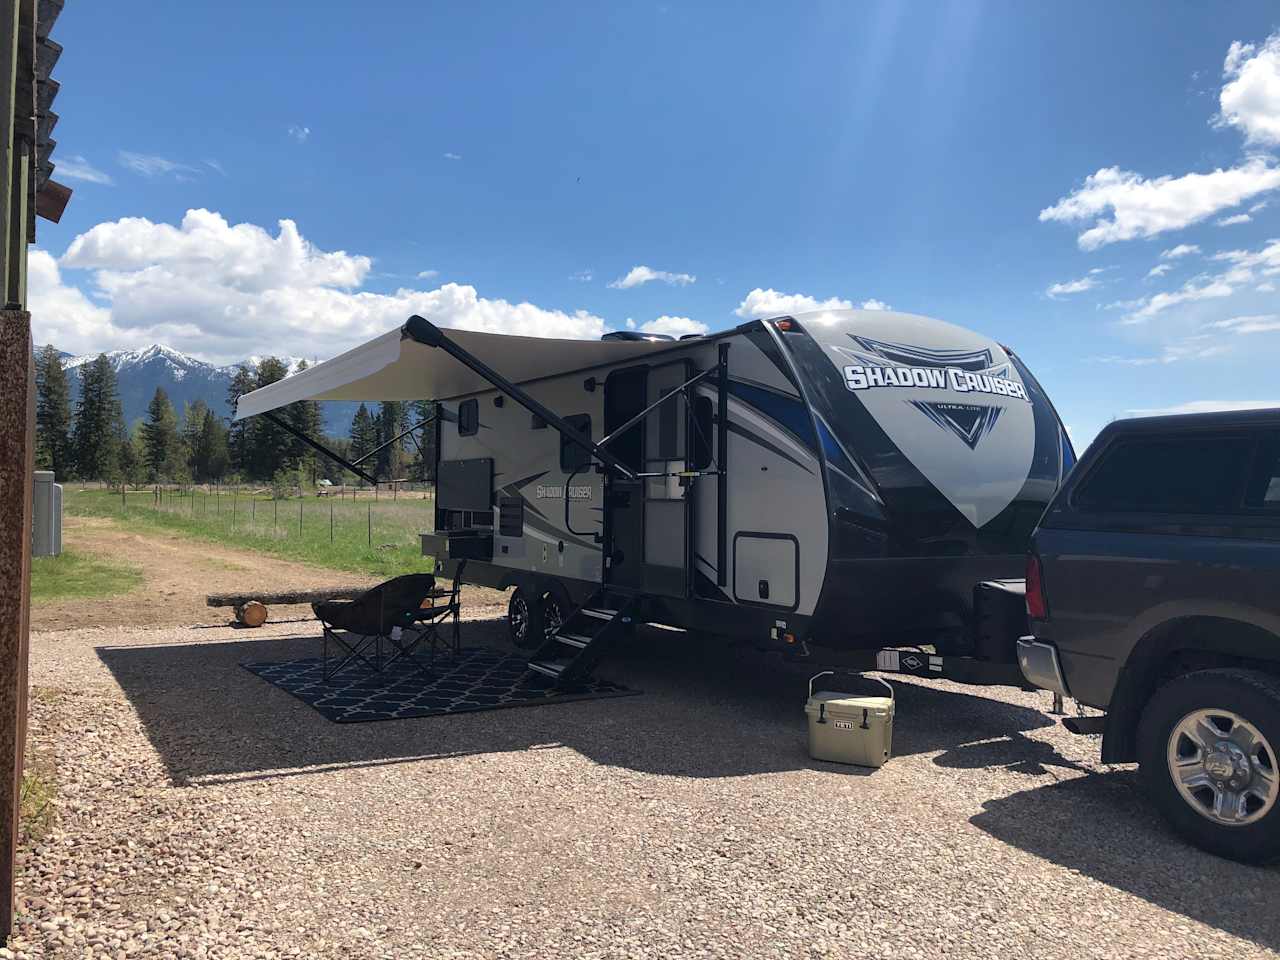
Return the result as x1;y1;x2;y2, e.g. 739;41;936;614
396;560;467;665
313;573;438;680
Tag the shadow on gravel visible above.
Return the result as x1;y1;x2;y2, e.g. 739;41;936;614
97;619;1063;787
973;773;1280;949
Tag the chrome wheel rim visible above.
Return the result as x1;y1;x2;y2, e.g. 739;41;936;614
510;595;529;645
1167;708;1278;827
544;598;564;642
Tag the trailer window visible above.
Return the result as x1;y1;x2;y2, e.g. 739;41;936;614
691;396;713;470
458;399;479;436
560;414;592;471
1074;433;1253;515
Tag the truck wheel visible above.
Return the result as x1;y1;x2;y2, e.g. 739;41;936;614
1137;668;1280;864
508;588;535;649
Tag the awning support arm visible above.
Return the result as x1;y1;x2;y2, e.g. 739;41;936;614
403;315;637;481
260;410;379;486
351;417;435;467
596;365;719;450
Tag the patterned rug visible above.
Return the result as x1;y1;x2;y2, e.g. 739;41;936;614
242;647;639;723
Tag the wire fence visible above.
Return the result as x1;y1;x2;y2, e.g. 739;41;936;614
67;481;437;557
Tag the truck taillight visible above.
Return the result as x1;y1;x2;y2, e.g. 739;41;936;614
1026;553;1048;620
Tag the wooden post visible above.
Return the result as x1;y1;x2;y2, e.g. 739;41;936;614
298;497;302;536
330;500;334;543
0;310;34;943
367;504;372;548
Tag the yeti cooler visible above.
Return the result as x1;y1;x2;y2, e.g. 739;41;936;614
804;671;895;767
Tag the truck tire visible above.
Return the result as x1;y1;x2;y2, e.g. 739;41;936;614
1137;668;1280;864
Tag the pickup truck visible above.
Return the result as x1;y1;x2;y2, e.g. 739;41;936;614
1021;408;1280;863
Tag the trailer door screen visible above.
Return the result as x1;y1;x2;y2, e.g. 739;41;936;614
438;458;493;512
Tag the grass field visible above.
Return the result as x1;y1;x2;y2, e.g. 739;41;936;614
30;549;144;603
63;486;437;578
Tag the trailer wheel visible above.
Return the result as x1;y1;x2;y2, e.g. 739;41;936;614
509;588;536;649
542;591;566;643
1137;668;1280;864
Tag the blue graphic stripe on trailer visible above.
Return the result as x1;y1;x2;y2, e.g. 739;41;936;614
726;380;818;451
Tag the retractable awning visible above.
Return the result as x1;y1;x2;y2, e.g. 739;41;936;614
233;317;679;420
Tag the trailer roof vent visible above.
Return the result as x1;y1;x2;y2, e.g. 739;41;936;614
601;331;674;342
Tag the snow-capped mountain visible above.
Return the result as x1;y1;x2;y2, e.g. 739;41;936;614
49;344;352;434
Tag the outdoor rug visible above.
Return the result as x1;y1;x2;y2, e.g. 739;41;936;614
242;647;639;723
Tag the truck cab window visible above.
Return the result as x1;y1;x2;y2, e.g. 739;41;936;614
1247;433;1280;509
1074;433;1253;515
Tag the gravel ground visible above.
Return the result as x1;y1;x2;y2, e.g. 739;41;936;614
11;615;1280;959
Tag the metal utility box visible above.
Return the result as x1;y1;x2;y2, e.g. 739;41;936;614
804;672;894;768
32;470;62;557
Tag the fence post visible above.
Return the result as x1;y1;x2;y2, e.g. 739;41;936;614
231;494;236;531
330;499;334;543
298;496;303;536
273;497;278;535
367;503;372;548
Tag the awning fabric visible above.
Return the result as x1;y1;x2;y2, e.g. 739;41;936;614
233;322;677;420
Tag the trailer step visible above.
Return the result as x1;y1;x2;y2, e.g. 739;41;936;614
526;591;637;687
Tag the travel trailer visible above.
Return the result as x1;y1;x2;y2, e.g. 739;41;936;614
236;309;1073;684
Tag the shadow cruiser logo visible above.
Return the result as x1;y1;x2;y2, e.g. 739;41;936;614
834;336;1029;450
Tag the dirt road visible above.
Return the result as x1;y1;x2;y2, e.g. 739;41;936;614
32;514;506;631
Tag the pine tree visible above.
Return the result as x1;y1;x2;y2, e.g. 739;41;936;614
349;403;378;470
375;400;407;480
248;358;291;480
72;354;122;481
226;364;256;475
284;359;323;482
141;387;181;481
181;400;208;477
118;422;144;487
196;408;231;480
35;345;73;478
409;400;438;480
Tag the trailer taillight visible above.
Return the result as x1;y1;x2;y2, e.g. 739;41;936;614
1025;553;1048;620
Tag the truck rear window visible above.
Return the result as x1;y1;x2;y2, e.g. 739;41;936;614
1073;433;1253;515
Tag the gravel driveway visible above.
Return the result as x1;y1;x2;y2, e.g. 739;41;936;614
12;616;1280;959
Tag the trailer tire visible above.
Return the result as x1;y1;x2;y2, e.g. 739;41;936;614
1137;668;1280;864
508;588;536;649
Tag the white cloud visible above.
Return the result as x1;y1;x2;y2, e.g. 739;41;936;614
287;124;310;144
569;270;593;283
37;209;615;365
118;151;199;179
1161;244;1201;259
416;269;439;280
443;152;462;161
56;155;113;185
1126;399;1280;417
1216;33;1280;147
1259;281;1277;292
1046;275;1098;298
639;315;708;337
1122;275;1235;323
1120;237;1280;322
1217;212;1252;226
735;288;888;318
1039;159;1280;250
204;159;226;176
608;265;696;289
1096;334;1229;365
1251;200;1269;213
1146;263;1172;278
1207;314;1280;334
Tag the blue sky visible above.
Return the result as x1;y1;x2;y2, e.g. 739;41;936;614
33;2;1280;446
